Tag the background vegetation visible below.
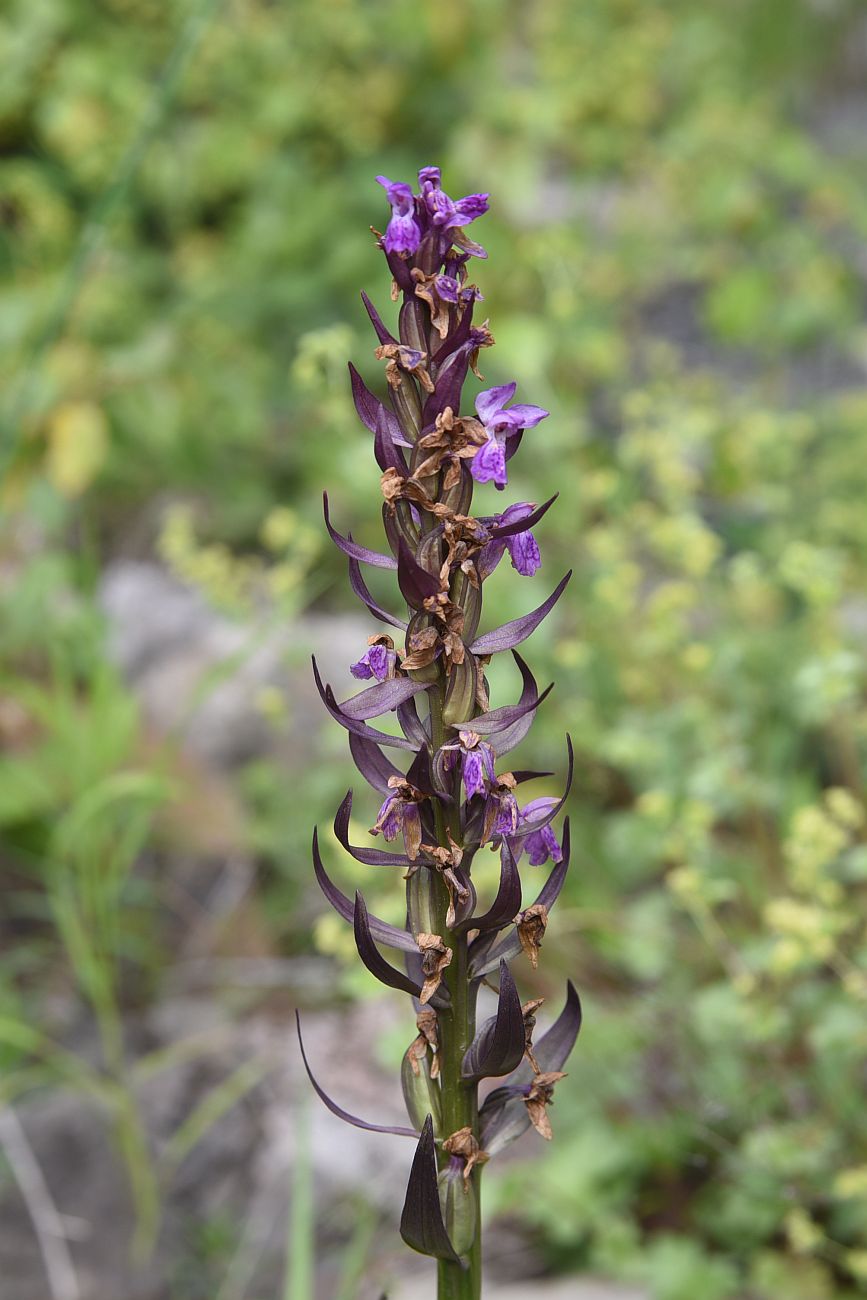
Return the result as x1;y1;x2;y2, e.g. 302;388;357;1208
2;1;867;1297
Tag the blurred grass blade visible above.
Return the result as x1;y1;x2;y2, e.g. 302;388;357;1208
285;1096;314;1300
159;1057;269;1176
335;1198;378;1300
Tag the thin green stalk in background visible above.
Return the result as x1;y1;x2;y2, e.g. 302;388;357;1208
286;1096;314;1300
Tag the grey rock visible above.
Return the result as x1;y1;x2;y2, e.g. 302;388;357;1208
99;561;369;768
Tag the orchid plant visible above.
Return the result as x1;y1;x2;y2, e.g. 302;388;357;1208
297;166;581;1299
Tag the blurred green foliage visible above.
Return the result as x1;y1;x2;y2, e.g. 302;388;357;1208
3;0;867;1295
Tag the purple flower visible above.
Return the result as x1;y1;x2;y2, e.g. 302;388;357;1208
376;176;421;256
351;641;397;681
478;503;542;579
435;274;461;304
506;796;563;866
470;437;507;488
433;274;481;307
458;731;496;800
523;822;563;866
476;384;549;436
372;779;424;860
375;792;403;839
440;730;497;800
478;770;520;845
418;165;489;257
469;384;548;489
489;784;519;836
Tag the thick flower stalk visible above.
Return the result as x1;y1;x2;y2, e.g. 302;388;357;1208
298;166;581;1299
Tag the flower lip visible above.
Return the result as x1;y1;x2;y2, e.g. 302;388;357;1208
376;175;422;256
470;436;507;488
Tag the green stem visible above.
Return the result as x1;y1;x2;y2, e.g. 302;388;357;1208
429;679;482;1299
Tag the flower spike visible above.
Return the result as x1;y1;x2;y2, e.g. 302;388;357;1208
303;166;581;1288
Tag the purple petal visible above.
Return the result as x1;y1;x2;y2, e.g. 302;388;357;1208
507;736;574;854
360;290;397;346
348;362;411;447
350;653;374;680
476;537;507;581
470;437;507;487
334;791;413;866
404;744;440;798
461;660;553;740
337;676;429;721
501;403;548;430
516;795;560;825
430;292;475;366
323;493;397;569
453;193;489;225
367;644;393;681
492;794;519;835
434;274;460;303
475;383;516;425
376;175;414;211
505;529;541;577
400;1116;462;1263
487;495;558;540
348;732;403;794
461;961;525;1082
397;697;431;749
296;1012;418;1138
375;793;402;840
520;977;582;1079
470;820;571;977
348;556;406;631
311;828;416;949
469;571;572;656
524;824;562;866
376;176;422;255
374;408;410;475
457;842;522;935
478;980;581;1154
462;749;486;800
353;892;429;998
417;166;441;191
312;658;417;750
425;188;457;228
384;212;422;256
397;538;441;609
349;643;393;684
452;230;488;259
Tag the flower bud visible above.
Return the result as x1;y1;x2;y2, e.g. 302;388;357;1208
415;528;445;579
440;463;473;517
399;297;429;357
442;652;476;726
407;864;436;934
401;1048;442;1133
437;1157;476;1256
382;500;419;555
391;377;422;440
450;568;481;642
403;612;441;683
